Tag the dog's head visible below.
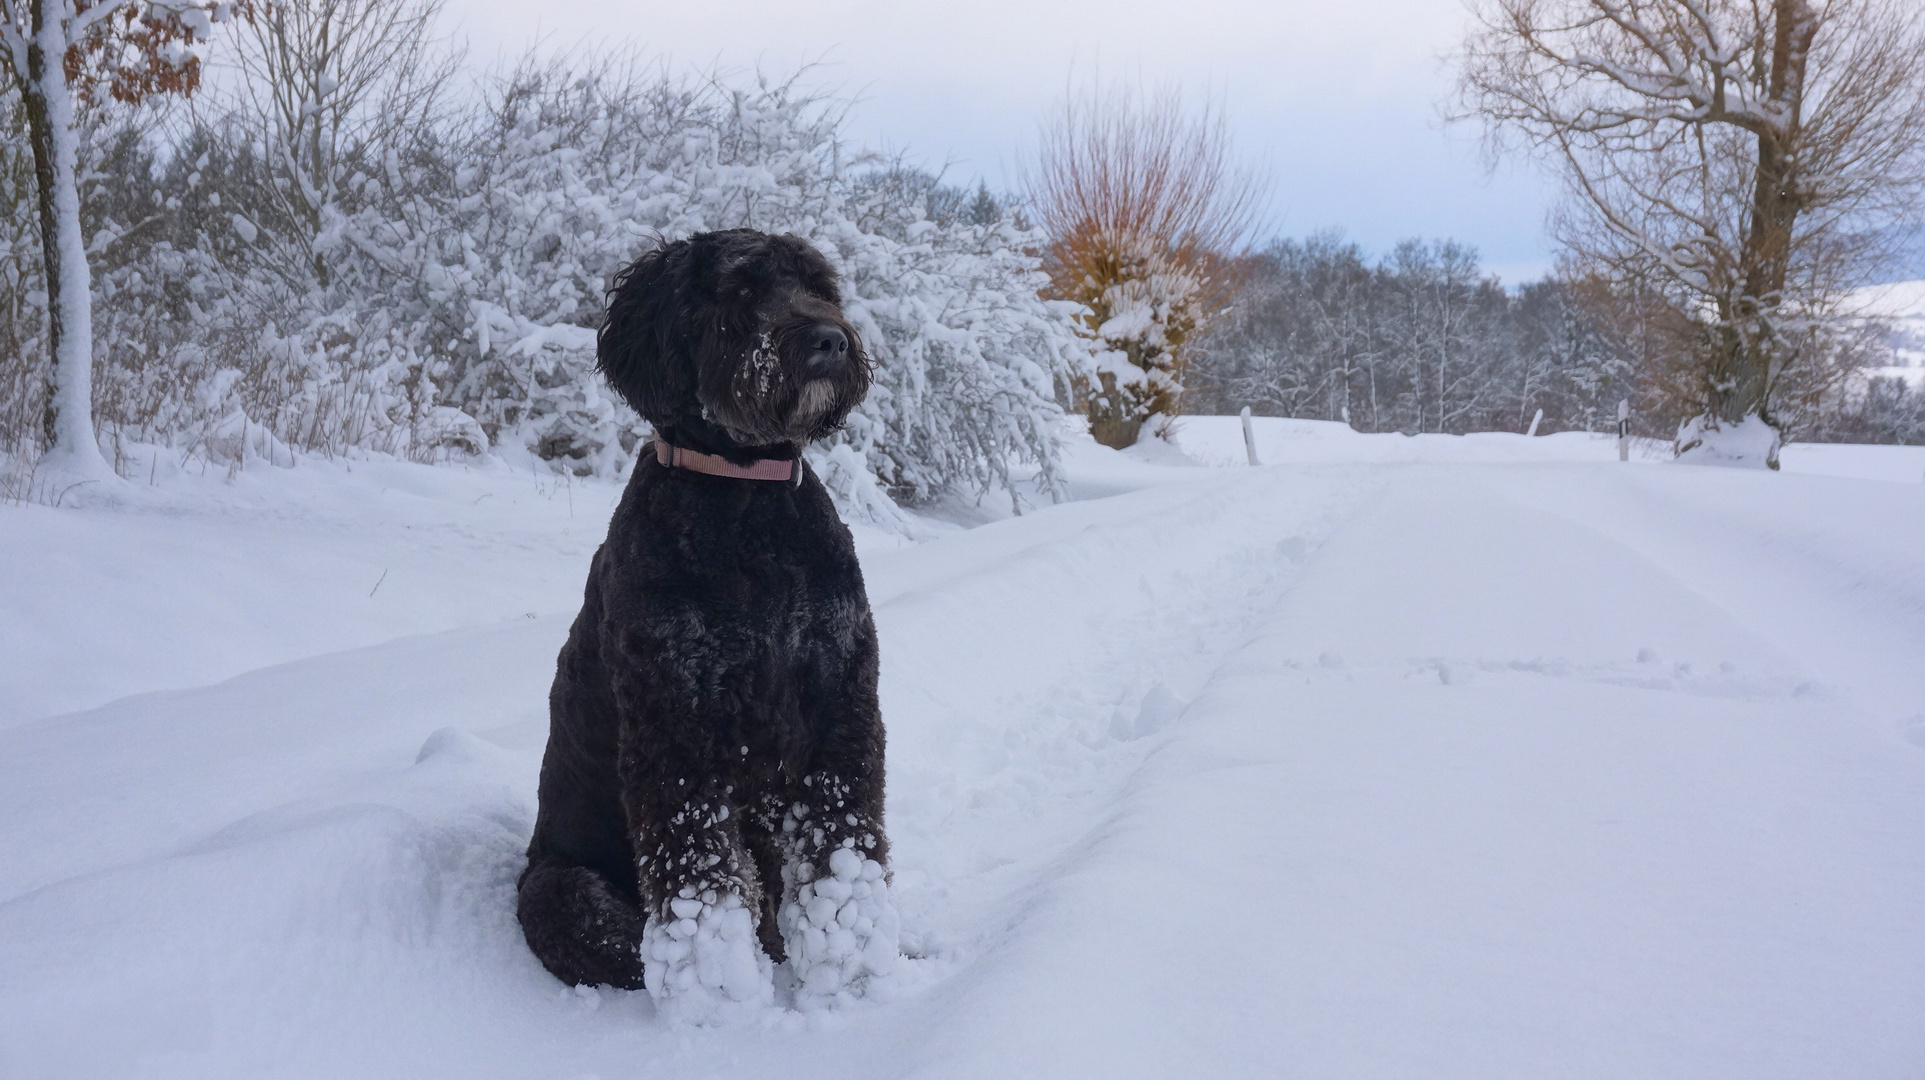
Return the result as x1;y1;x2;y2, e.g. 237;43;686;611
597;229;871;447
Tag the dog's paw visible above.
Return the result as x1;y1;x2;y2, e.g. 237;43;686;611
641;888;773;1024
780;847;900;1007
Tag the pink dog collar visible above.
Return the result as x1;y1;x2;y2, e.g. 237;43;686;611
653;439;797;482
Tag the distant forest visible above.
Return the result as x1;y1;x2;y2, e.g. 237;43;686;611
1186;233;1925;445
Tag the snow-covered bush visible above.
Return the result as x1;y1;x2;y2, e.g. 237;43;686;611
1073;238;1206;449
404;59;1080;509
839;167;1079;505
0;55;1088;516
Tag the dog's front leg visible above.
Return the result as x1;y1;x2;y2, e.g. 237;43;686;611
777;762;901;1005
619;738;773;1022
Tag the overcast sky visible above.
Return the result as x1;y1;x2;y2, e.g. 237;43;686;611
441;0;1562;285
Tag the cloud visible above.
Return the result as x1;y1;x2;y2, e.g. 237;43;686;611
444;0;1558;270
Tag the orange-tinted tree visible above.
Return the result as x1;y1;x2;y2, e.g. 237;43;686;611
1026;84;1264;448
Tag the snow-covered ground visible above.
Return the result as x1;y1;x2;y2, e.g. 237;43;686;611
3;420;1923;1079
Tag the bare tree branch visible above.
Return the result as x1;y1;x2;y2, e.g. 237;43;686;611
1454;0;1925;465
1022;79;1267;447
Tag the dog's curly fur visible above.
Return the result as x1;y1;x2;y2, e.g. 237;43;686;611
516;229;886;991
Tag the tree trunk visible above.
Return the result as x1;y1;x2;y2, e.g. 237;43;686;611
20;0;107;475
1678;0;1815;469
1717;0;1815;429
1086;371;1144;449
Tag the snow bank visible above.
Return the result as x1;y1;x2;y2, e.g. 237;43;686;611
1675;413;1781;469
0;451;623;728
1172;413;1925;481
3;424;1923;1078
1171;414;1642;466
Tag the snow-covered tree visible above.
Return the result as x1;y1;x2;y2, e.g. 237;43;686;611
218;0;456;291
416;61;1079;511
1376;239;1511;434
841;165;1078;507
11;49;1084;517
0;0;235;476
1458;0;1925;467
1025;82;1264;448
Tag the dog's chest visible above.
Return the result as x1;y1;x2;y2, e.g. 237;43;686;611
614;479;869;693
715;536;861;654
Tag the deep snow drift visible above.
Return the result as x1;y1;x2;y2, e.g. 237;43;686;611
2;420;1922;1079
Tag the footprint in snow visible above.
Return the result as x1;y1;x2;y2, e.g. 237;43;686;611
413;726;508;767
1109;683;1185;741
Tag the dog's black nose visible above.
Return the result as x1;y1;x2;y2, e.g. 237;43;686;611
804;325;848;372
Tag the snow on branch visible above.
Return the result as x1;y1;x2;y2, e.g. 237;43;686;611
1456;0;1925;464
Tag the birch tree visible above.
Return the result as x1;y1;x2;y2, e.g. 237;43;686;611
0;0;235;475
1458;0;1925;467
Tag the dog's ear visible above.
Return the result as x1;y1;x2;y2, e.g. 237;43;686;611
598;241;694;424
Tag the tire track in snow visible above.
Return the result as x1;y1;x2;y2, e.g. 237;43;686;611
1501;464;1925;724
871;465;1387;1006
885;466;1925;1080
0;462;1388;1080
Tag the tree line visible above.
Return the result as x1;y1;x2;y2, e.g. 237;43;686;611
1183;233;1925;444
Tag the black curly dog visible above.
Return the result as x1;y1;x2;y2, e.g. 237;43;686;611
516;229;889;999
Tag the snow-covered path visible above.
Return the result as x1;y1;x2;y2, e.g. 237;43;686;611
3;429;1922;1078
902;465;1925;1079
